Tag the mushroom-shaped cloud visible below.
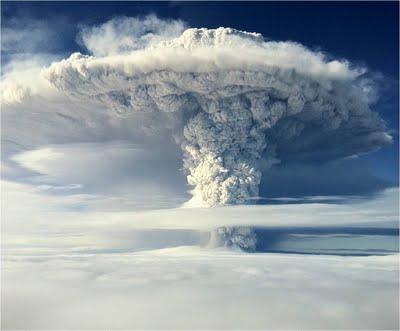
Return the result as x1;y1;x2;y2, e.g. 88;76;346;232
46;23;391;206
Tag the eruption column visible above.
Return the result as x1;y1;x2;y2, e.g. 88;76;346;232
45;26;391;206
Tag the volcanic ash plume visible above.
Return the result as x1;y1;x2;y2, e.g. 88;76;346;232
209;226;257;252
45;21;391;206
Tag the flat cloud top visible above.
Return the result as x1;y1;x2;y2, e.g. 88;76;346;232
3;246;399;329
47;27;360;80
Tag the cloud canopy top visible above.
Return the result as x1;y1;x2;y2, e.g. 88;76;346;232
45;23;391;206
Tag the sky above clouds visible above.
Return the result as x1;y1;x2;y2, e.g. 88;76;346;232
1;2;399;329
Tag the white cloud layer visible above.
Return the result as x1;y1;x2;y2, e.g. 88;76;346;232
2;177;397;245
2;247;398;329
0;81;31;105
44;19;391;205
10;142;188;209
3;148;398;328
0;55;58;106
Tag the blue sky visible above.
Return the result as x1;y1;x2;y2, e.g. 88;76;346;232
2;1;398;74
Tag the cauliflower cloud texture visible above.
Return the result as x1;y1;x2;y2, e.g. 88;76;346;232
46;20;391;206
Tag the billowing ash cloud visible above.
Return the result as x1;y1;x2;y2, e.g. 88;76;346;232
0;81;31;105
45;18;391;206
209;226;257;252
